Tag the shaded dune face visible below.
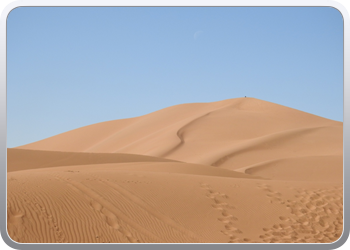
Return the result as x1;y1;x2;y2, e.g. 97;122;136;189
8;97;343;243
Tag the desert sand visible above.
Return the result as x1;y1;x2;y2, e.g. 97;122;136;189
7;97;343;243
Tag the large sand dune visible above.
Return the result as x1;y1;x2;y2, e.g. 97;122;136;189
8;97;343;243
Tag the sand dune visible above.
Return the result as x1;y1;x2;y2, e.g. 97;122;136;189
236;155;343;182
8;97;343;243
7;148;178;173
17;98;342;168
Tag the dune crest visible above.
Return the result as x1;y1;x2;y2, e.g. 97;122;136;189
8;97;343;243
17;98;342;167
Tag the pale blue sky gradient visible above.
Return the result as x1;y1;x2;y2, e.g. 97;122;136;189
7;7;343;147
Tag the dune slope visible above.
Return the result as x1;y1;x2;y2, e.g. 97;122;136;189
8;163;343;243
17;98;342;168
8;97;343;243
7;148;178;172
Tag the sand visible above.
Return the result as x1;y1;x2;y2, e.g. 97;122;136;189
7;97;343;243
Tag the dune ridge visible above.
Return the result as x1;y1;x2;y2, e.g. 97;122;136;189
8;97;343;243
17;98;342;168
7;148;178;173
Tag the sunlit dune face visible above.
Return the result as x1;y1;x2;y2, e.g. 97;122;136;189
8;98;343;243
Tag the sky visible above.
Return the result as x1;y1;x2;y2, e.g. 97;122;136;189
7;7;343;148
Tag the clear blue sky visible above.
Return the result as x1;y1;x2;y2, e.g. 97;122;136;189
7;7;343;148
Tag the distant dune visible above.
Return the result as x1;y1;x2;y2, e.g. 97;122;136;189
8;97;343;243
7;148;178;173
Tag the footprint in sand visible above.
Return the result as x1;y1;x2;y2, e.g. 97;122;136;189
200;182;245;243
88;197;140;243
257;185;343;243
